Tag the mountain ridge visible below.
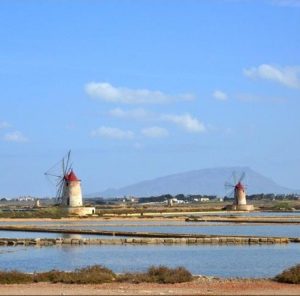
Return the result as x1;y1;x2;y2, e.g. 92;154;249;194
89;166;295;198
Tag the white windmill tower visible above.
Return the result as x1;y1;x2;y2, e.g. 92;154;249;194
45;151;95;215
225;171;254;211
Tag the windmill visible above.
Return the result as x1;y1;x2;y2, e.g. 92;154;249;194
225;171;253;210
44;151;83;207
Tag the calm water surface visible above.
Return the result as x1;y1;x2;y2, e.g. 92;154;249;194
0;221;300;238
1;214;300;278
1;244;300;278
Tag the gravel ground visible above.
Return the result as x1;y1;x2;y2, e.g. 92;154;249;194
1;278;300;295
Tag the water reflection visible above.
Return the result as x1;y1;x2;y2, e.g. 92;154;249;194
61;234;82;239
1;219;300;238
0;231;120;239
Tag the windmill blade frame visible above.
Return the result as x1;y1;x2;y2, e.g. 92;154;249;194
224;170;248;197
44;150;73;201
225;181;235;189
238;171;246;184
232;171;237;185
56;177;65;201
65;150;71;174
225;188;235;198
44;172;61;178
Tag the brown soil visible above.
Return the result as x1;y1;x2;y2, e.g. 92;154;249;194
0;278;300;295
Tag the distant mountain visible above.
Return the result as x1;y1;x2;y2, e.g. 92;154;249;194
90;167;295;198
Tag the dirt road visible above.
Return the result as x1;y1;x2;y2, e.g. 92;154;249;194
0;278;299;295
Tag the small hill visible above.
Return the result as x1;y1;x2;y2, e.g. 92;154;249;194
91;166;294;198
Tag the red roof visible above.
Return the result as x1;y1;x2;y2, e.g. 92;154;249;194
65;170;79;182
235;182;244;191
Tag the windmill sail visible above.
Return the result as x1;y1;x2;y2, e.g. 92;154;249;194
224;171;254;211
44;150;73;203
44;152;96;216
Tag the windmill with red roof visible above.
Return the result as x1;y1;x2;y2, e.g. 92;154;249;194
225;171;253;211
45;150;83;207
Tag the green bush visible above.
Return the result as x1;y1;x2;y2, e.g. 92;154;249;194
274;264;300;284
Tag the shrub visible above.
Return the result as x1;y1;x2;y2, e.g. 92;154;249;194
0;270;33;284
117;272;149;284
33;270;69;283
0;265;192;285
147;266;192;283
34;265;116;284
118;266;193;284
274;264;300;284
272;202;292;211
71;265;116;284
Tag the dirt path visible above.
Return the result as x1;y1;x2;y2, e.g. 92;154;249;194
0;278;300;295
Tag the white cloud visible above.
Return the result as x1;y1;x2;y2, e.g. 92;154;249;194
3;131;28;142
141;126;169;138
0;121;10;129
162;113;206;133
91;126;134;140
244;64;300;89
109;108;150;120
85;82;195;104
213;90;228;101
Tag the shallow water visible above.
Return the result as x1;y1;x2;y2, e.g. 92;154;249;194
1;217;300;238
1;213;300;278
95;224;300;238
0;243;299;278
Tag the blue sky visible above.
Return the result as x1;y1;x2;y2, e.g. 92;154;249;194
0;0;300;197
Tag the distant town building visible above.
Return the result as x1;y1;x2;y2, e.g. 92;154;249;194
17;196;35;202
122;196;138;203
167;198;184;207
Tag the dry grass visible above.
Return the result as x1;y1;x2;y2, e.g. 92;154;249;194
0;207;67;219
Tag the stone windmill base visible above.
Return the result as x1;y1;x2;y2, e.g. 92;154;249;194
62;206;96;216
226;204;254;211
